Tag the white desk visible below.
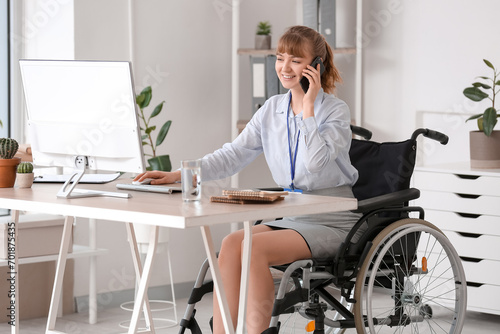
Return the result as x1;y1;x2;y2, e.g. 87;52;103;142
0;180;357;334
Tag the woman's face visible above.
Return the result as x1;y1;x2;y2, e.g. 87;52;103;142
275;51;314;92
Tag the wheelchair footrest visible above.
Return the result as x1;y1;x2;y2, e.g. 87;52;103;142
261;326;279;334
271;287;309;316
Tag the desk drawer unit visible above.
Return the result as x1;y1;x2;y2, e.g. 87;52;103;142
413;165;500;315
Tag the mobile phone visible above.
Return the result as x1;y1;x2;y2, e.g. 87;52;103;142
300;57;326;93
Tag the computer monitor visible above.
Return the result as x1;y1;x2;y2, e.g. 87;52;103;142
19;59;146;198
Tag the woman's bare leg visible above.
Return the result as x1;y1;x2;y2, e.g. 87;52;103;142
212;226;311;334
246;229;311;333
212;224;273;334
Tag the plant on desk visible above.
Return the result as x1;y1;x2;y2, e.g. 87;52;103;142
136;86;173;171
463;59;500;168
0;138;20;188
16;161;34;188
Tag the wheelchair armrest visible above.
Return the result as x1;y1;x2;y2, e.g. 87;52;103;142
352;188;420;213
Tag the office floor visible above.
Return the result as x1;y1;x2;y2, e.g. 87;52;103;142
3;294;500;334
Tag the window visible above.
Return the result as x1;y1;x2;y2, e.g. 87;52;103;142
0;0;10;216
0;0;9;138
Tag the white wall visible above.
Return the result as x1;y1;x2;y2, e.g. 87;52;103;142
361;0;500;164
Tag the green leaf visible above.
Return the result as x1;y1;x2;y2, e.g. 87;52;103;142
256;21;271;35
472;82;491;89
156;120;172;147
463;87;488;101
465;113;483;122
484;59;495;70
148;155;172;172
141;134;148;140
495;80;500;86
483;107;498;136
136;94;145;107
150;101;165;118
138;86;152;108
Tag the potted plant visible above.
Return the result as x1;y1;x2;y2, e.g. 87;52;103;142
0;138;21;188
255;21;271;50
16;162;34;188
136;86;172;171
463;59;500;168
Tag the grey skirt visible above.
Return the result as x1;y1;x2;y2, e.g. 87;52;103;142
264;186;363;259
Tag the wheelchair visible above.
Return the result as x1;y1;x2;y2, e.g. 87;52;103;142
178;127;467;334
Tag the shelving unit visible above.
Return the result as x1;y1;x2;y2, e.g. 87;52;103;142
0;245;107;266
0;213;106;324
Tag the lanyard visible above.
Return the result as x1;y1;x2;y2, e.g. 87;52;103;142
286;94;300;191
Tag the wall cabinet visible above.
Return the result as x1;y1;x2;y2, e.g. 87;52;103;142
413;162;500;315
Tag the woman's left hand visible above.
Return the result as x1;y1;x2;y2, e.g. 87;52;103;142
302;63;322;118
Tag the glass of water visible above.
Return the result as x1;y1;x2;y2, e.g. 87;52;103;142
181;159;202;202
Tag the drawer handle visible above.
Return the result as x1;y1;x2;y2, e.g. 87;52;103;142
455;193;480;199
456;212;481;219
460;256;482;263
466;282;484;288
454;174;480;180
457;232;482;238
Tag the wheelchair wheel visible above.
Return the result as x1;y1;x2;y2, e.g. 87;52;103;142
353;218;467;334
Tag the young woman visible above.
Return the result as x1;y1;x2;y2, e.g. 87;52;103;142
134;25;361;334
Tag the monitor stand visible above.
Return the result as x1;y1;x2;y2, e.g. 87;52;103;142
57;168;131;199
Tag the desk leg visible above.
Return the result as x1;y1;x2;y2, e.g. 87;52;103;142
236;220;252;334
200;226;236;334
88;218;97;325
10;210;20;334
126;223;156;334
46;216;74;333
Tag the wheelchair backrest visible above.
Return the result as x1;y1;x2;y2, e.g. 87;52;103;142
349;138;417;201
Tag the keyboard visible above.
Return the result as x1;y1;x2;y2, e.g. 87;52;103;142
116;183;182;194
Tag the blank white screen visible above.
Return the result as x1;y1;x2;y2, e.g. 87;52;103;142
20;60;145;174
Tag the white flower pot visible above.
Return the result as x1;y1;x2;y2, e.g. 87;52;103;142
255;35;271;50
16;173;34;188
469;130;500;168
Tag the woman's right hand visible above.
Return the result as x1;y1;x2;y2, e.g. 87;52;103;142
133;170;181;185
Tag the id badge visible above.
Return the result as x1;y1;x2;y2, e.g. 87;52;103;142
284;188;303;194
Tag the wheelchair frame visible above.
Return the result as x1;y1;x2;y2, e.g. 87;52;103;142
178;128;467;334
